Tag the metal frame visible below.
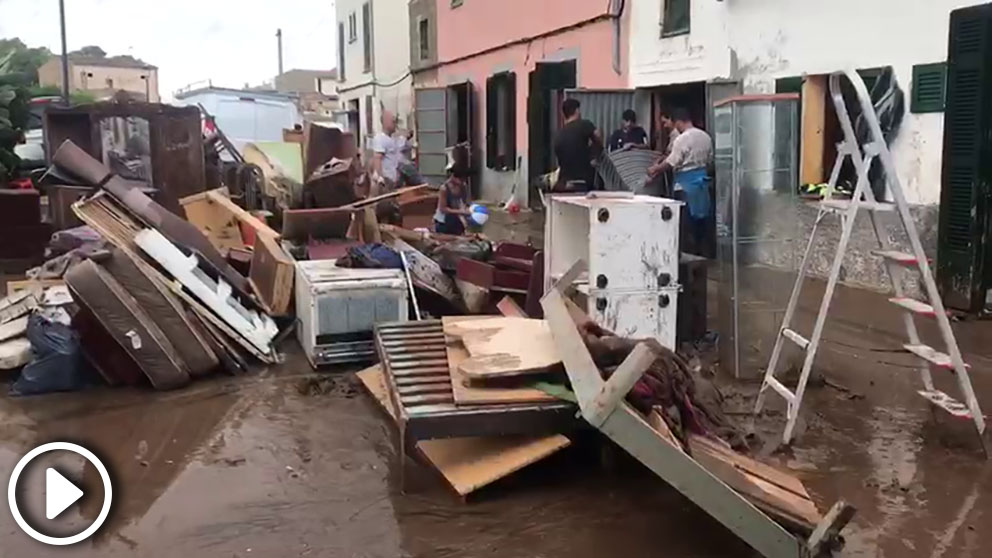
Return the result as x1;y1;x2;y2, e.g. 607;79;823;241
541;265;852;557
753;69;989;457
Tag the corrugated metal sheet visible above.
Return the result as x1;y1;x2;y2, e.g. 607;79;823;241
598;148;664;192
565;89;637;138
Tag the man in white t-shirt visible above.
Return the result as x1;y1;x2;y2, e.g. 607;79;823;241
371;110;403;190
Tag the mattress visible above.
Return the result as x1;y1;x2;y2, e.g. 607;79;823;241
66;260;191;390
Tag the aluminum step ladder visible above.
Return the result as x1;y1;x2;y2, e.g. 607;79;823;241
753;69;988;457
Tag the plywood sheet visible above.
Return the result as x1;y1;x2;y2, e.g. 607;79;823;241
443;317;561;379
446;335;557;406
355;365;571;496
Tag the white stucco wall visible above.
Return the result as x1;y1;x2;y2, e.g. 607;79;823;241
336;0;413;148
629;0;988;205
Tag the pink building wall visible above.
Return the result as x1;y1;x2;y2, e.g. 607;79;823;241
424;0;629;195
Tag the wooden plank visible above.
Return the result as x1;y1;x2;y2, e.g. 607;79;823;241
6;279;65;295
179;190;245;254
496;296;527;318
689;435;810;497
688;435;821;531
355;365;571;497
342;185;430;210
249;232;295;316
446;334;557;406
800;75;828;186
443;317;561;379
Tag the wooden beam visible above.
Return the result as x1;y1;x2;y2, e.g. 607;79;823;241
800;75;828;186
587;343;655;427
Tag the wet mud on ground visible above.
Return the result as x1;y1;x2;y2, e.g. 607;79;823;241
0;212;990;557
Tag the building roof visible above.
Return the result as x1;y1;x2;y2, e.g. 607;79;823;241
54;54;157;70
173;85;299;102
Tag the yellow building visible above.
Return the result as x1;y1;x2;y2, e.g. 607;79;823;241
38;55;160;103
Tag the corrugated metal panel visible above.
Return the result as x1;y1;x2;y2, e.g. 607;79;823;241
565;89;637;138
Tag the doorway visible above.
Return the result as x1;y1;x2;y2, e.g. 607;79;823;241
527;60;577;188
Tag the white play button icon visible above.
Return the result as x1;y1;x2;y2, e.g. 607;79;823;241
45;468;84;520
8;442;113;546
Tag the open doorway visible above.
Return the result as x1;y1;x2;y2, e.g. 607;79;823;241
647;81;708;153
527;60;577;191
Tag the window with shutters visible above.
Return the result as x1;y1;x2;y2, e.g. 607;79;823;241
486;72;517;170
348;12;357;43
661;0;690;37
911;62;947;113
362;3;373;74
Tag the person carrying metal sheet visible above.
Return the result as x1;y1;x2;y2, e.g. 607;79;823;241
647;108;713;249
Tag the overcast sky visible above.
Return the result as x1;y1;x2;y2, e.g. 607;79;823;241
0;0;337;100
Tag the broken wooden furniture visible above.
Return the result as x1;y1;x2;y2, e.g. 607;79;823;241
541;281;854;558
44;102;206;215
545;194;682;347
296;260;409;367
73;192;277;365
374;320;578;485
134;228;278;355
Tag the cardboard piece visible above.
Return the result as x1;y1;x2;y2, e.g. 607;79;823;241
356;365;571;497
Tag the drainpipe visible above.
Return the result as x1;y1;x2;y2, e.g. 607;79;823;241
610;0;626;76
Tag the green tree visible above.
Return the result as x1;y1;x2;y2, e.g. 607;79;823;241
71;45;107;58
0;38;52;87
0;50;31;181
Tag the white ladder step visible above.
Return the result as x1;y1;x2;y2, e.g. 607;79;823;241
764;376;796;405
904;344;970;371
819;199;896;213
889;297;945;318
918;389;973;419
782;328;810;350
872;250;919;266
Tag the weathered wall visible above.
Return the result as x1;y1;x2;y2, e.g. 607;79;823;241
38;59;160;102
423;0;627;203
629;0;984;291
337;0;414;147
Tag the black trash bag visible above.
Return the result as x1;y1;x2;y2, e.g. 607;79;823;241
11;314;92;396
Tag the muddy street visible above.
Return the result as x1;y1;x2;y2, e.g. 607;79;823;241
0;309;988;558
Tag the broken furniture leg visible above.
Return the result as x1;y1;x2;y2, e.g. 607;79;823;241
541;260;853;558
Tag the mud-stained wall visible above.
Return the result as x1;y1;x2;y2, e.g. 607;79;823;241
629;0;975;290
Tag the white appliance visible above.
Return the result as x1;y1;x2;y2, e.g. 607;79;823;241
545;194;682;348
295;260;409;367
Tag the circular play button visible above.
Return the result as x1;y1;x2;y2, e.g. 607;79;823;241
7;442;113;545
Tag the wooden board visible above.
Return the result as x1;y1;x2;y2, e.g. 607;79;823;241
249;232;295;316
355;365;570;497
688;434;821;531
800;75;828;186
443;317;561;379
446;334;557;406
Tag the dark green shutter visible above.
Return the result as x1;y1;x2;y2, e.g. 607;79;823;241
775;76;804;94
505;72;517;170
938;5;992;312
486;75;497;169
662;0;690;37
911;63;947;113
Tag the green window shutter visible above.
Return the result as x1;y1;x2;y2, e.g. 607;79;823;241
911;62;947;113
775;76;803;94
662;0;690;37
939;5;992;312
